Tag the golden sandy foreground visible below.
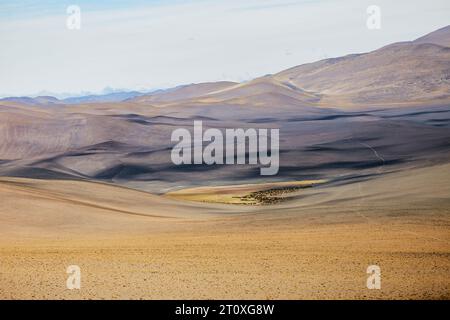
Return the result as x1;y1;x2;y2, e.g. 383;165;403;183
0;164;449;299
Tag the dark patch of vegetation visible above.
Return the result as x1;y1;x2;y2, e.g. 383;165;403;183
240;185;313;205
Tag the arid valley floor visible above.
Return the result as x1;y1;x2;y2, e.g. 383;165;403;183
0;163;449;299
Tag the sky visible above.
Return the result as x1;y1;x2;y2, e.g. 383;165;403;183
0;0;449;98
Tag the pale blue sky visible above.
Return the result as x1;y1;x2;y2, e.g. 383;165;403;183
0;0;449;98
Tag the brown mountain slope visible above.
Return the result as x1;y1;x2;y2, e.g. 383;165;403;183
414;25;450;47
273;42;450;107
129;25;450;109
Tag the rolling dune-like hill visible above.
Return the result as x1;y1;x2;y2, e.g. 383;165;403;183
0;26;449;189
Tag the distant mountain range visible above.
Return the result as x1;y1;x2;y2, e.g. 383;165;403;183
0;91;146;106
2;25;449;109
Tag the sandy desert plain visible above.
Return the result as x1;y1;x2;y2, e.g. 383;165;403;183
0;26;450;299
